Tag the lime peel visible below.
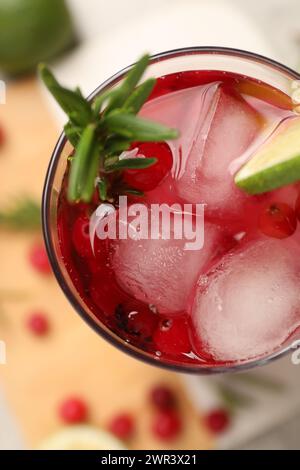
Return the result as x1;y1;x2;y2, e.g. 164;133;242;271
235;117;300;194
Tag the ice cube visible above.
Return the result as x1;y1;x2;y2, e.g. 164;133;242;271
112;210;220;314
191;239;300;362
175;86;261;212
141;83;261;215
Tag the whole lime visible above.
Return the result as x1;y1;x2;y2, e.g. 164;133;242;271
0;0;76;76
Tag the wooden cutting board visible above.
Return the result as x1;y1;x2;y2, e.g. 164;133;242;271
0;77;213;450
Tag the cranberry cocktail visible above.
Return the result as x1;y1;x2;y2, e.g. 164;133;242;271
42;49;300;372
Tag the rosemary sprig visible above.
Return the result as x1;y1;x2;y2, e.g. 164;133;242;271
0;198;40;231
104;156;157;173
39;54;179;203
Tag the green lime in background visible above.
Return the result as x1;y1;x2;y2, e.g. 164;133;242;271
0;0;77;76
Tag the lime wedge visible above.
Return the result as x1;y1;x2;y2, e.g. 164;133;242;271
235;117;300;194
38;426;126;451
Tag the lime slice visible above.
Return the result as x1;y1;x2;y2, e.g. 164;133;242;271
235;117;300;194
38;426;126;451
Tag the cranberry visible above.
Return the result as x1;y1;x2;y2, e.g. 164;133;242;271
108;413;135;440
150;385;176;410
258;202;297;239
27;312;49;336
115;300;158;342
152;410;182;441
29;242;52;275
153;317;191;356
204;408;230;434
59;397;88;424
123;142;173;192
72;215;93;257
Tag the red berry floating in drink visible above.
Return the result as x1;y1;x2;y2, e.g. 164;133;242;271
123;142;173;192
72;215;93;258
115;300;159;343
258;202;297;239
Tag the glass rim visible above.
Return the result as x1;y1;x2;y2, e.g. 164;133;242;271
42;46;300;374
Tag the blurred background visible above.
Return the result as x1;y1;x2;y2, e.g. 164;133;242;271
1;0;300;451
